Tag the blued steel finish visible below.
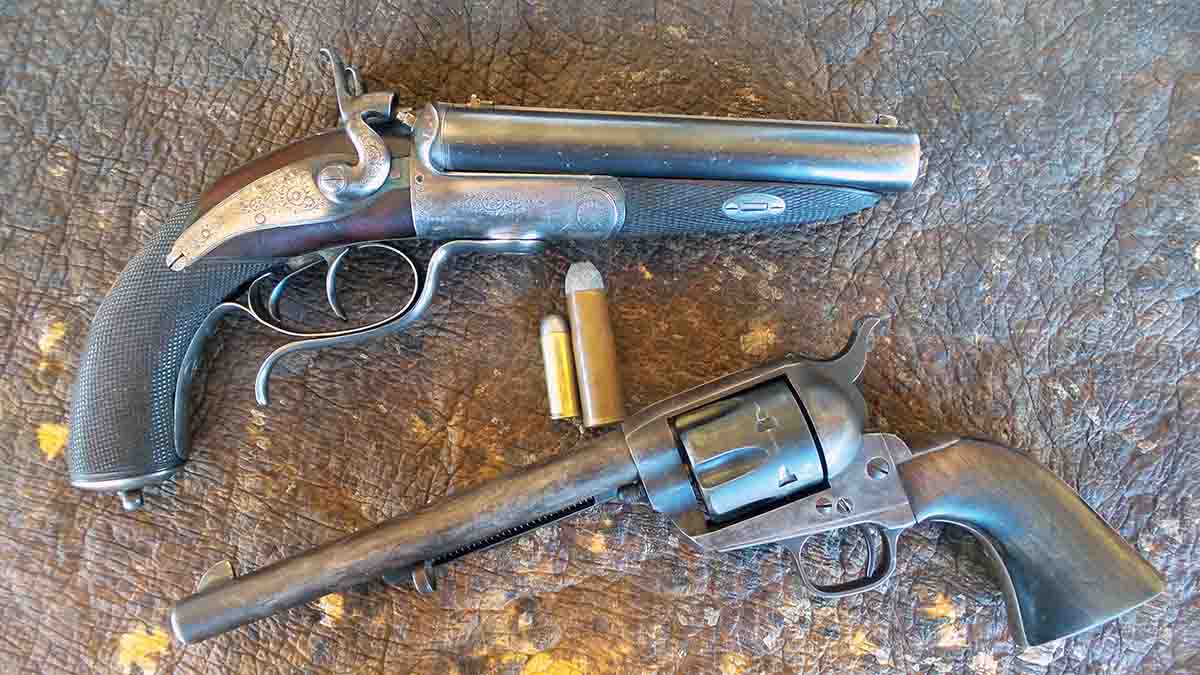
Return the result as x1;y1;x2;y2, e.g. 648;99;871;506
676;379;823;519
623;318;876;538
429;103;920;192
169;431;638;644
898;436;1165;647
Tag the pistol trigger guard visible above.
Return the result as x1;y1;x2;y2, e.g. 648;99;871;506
252;239;544;406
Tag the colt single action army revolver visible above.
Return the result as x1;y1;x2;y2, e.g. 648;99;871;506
169;318;1164;648
67;49;920;509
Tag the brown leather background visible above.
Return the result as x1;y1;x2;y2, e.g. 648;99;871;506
2;1;1197;673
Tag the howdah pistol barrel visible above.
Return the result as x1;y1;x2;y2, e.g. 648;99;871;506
428;103;920;192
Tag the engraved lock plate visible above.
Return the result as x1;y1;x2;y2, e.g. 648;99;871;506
168;48;407;269
722;193;786;221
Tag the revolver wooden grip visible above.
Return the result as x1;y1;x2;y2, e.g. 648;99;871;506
897;437;1165;647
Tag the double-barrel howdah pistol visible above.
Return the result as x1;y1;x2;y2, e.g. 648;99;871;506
68;49;920;509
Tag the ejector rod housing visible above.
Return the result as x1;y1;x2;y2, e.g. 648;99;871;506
170;432;638;644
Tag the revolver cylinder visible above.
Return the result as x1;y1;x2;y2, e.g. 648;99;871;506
623;345;872;537
675;379;824;520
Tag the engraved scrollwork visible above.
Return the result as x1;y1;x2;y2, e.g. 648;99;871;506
232;165;324;223
460;190;549;216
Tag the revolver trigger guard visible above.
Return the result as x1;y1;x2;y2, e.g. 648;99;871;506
252;238;544;406
786;524;904;599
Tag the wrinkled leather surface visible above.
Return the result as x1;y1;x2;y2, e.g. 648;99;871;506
1;1;1197;673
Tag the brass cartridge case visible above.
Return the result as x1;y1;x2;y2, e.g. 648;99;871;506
565;262;626;427
540;315;580;420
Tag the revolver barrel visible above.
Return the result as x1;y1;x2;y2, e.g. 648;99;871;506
170;432;638;644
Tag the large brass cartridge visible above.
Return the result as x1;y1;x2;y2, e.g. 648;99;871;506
565;262;626;427
540;315;580;420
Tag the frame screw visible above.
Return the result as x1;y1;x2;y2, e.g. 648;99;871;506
836;497;854;514
816;496;834;514
866;457;891;480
